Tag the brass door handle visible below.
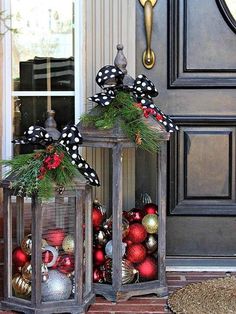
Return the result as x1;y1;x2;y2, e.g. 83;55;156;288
139;0;157;69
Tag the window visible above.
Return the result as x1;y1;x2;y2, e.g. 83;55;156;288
2;0;84;158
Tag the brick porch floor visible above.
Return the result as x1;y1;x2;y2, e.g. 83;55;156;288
88;271;236;314
0;271;235;314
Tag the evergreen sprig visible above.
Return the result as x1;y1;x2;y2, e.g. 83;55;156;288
81;91;162;153
0;146;80;199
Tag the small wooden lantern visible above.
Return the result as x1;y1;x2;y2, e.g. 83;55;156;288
78;122;169;302
1;178;94;314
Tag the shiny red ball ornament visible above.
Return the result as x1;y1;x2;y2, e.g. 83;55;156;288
92;207;104;228
126;243;147;263
143;203;158;215
12;247;30;267
44;228;65;247
57;254;75;274
136;256;157;281
93;248;106;266
93;267;104;283
126;208;145;223
126;223;147;243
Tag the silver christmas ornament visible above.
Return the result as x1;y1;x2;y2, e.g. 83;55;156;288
105;240;126;258
41;270;72;301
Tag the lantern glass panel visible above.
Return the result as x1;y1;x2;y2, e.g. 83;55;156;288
41;196;76;303
91;147;159;286
11;196;32;302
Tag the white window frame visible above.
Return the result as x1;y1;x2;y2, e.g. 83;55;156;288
1;0;85;160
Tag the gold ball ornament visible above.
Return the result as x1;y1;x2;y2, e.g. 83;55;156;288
12;273;31;296
62;234;74;254
145;234;158;254
142;214;158;234
104;259;139;284
22;262;49;282
21;234;48;255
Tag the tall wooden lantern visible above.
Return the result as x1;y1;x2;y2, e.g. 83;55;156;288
1;116;100;313
77;44;177;301
1;177;94;313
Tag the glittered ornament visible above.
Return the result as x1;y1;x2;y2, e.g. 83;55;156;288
126;223;147;243
104;258;138;284
105;240;126;258
94;229;109;246
126;243;147;264
136;256;157;281
92;206;104;228
93;247;106;266
57;254;75;274
143;203;158;215
41;270;72;301
125;208;145;223
44;228;65;247
145;234;158;254
93;267;104;283
62;234;74;254
12;247;30;268
12;273;31;296
142;214;158;234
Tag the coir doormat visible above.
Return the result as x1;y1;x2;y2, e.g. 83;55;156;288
168;276;236;314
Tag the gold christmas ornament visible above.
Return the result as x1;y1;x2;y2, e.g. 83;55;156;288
62;234;74;254
21;262;32;282
12;273;31;296
145;234;158;254
142;214;158;234
21;234;48;255
104;259;139;284
22;262;49;282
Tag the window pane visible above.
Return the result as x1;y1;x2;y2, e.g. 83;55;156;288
14;96;74;154
11;0;74;91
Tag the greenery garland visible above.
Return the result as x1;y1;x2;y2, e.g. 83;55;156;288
0;145;80;199
81;91;162;153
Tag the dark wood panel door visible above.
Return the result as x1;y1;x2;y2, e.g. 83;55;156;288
136;0;236;257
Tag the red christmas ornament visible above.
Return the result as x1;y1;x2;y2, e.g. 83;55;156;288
57;254;75;274
126;243;147;263
12;247;30;268
136;256;157;281
126;208;145;223
143;203;158;215
126;223;147;243
93;267;104;283
92;207;104;228
44;228;65;247
93;247;106;266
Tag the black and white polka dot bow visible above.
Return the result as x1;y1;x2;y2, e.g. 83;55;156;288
89;65;179;133
12;124;100;186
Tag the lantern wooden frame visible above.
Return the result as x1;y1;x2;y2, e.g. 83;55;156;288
1;178;94;314
79;122;169;302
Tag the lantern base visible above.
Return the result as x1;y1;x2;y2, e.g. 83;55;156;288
94;281;168;302
1;292;95;314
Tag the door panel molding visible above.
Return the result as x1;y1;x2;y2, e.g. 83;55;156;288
216;0;236;34
168;116;236;216
168;0;236;88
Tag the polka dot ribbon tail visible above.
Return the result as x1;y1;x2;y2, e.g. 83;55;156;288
12;125;100;187
89;65;179;133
